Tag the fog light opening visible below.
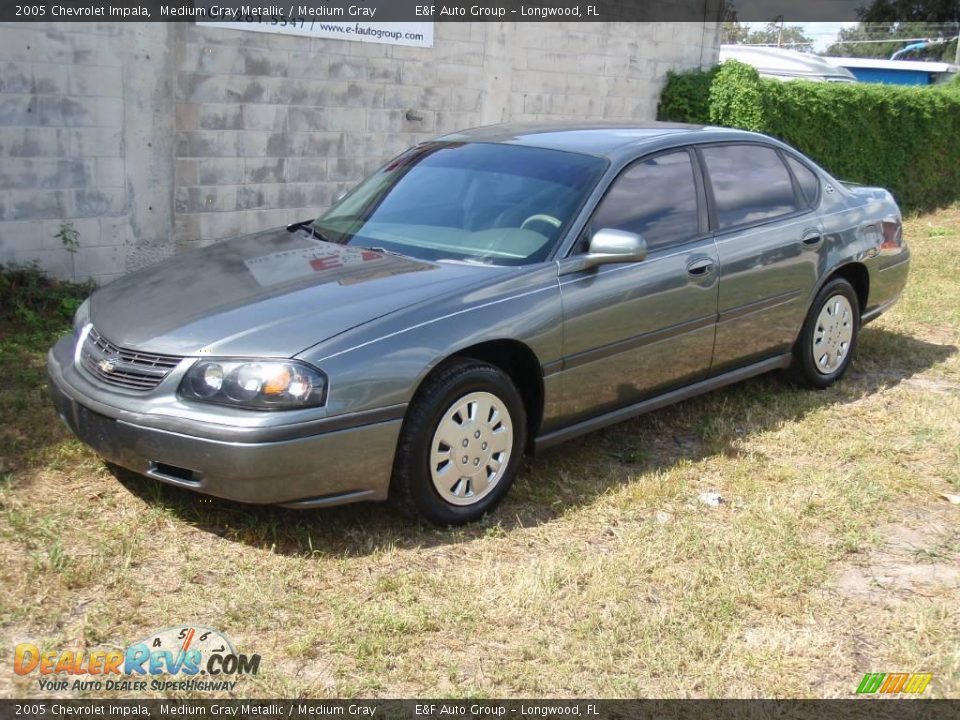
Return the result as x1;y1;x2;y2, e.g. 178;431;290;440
149;462;201;485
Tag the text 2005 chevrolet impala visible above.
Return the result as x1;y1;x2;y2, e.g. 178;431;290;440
48;123;910;524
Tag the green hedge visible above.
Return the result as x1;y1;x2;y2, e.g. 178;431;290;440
658;60;960;211
657;66;718;125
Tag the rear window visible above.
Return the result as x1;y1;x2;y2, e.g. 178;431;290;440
701;144;802;230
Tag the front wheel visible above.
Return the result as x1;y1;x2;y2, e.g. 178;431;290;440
790;277;860;389
390;358;527;525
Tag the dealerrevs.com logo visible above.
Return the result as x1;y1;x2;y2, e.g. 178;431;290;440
13;625;260;693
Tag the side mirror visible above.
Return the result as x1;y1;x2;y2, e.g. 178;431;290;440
560;229;647;274
588;228;647;261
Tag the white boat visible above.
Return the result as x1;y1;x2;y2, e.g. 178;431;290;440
719;45;858;83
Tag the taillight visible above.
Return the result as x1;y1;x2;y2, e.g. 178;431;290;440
880;216;903;251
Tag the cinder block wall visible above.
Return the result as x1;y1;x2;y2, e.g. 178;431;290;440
0;21;720;283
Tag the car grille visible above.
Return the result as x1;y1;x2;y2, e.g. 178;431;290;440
79;326;184;392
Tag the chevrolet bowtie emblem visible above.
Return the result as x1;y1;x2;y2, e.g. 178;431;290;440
98;357;120;374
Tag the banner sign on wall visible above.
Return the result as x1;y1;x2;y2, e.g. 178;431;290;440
199;19;434;48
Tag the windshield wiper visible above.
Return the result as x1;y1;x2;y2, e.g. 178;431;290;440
307;225;330;242
359;245;407;258
286;220;329;243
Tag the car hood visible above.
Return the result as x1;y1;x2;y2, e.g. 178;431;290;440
89;227;508;357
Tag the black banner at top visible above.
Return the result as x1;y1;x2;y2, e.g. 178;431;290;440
1;0;955;23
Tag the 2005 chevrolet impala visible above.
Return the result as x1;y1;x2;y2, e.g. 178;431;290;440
47;123;910;524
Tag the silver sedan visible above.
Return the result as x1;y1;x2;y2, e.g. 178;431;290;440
47;123;910;524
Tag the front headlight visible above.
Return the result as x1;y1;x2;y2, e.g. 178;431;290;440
179;359;327;410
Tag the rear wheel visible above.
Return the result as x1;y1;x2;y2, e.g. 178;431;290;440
390;358;526;525
790;277;860;389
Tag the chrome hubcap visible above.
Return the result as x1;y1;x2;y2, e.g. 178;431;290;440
430;391;513;506
813;294;854;374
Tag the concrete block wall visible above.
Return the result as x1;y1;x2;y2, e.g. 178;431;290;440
0;22;175;285
0;20;720;282
0;23;130;285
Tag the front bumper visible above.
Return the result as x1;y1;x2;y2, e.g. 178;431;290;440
47;337;403;507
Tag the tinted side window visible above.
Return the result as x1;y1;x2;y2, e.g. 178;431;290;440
701;145;801;229
784;155;820;207
591;151;699;251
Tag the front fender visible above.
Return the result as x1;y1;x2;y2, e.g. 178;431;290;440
297;266;563;418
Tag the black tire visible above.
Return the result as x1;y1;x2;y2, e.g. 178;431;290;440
390;358;527;526
790;277;860;389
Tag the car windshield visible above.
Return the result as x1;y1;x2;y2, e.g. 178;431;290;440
312;142;607;266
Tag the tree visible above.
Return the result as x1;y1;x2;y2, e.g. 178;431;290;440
826;23;958;60
722;20;814;50
860;0;960;24
722;20;750;44
745;21;814;49
825;1;960;60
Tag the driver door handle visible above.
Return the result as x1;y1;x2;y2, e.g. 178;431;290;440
686;258;715;276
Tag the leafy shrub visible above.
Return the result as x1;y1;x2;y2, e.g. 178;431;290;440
657;66;718;124
0;263;94;330
53;221;80;253
708;61;765;131
659;60;960;211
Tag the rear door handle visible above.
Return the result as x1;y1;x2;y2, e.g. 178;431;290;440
686;258;714;276
802;232;823;247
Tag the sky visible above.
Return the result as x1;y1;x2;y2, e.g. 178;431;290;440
741;21;859;52
797;22;860;52
741;21;960;59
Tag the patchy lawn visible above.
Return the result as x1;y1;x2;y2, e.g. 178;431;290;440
1;208;958;699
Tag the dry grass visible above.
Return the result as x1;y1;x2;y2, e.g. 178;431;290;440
1;207;959;699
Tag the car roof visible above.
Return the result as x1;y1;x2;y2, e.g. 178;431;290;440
433;122;763;158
